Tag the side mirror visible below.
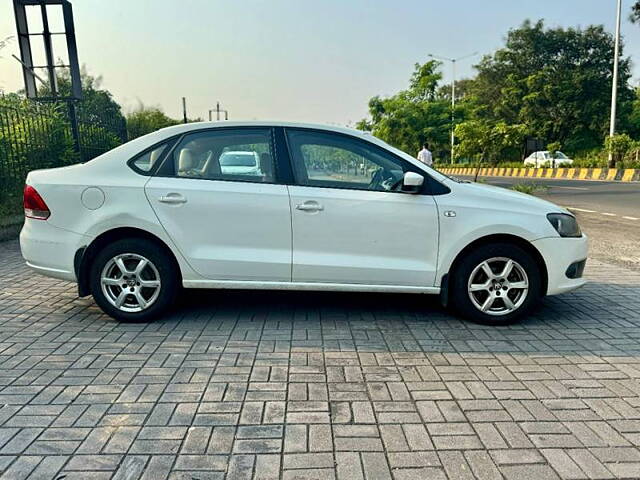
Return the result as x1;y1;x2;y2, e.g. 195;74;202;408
402;171;424;192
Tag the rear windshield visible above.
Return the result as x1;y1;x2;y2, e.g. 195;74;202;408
220;153;256;166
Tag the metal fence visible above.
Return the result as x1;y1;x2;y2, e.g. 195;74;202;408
0;98;127;212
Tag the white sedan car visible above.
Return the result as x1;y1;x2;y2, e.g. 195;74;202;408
20;122;588;325
524;151;573;168
219;151;262;176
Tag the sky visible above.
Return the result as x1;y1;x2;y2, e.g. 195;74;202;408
1;0;639;125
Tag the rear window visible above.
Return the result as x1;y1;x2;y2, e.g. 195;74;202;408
130;143;169;174
220;153;257;167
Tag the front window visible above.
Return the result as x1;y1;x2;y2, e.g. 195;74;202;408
286;129;413;192
168;128;275;183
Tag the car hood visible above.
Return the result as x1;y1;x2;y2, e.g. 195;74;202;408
452;180;569;215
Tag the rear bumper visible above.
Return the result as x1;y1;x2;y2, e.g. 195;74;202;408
19;219;89;282
532;235;589;295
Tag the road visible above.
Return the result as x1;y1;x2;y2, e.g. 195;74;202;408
457;175;640;271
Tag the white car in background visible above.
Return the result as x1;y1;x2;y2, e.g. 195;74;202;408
524;151;573;168
20;122;588;325
219;151;262;175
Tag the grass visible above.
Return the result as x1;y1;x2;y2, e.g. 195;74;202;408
510;182;549;195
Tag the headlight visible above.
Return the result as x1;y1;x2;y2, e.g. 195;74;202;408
547;213;582;238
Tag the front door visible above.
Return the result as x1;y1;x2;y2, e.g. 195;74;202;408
285;128;439;287
145;127;291;282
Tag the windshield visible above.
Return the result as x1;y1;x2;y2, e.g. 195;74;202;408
220;153;257;167
555;152;568;159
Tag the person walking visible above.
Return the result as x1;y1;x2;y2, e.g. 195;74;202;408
417;143;433;167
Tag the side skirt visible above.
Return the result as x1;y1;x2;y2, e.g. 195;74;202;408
182;279;440;295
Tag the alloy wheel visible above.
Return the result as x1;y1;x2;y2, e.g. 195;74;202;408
467;257;529;317
100;253;161;313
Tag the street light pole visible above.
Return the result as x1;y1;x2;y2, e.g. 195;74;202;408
428;52;478;164
609;0;622;163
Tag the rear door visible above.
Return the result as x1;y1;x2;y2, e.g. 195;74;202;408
145;127;292;282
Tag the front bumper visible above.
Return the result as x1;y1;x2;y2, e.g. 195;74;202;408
532;234;589;295
19;219;89;282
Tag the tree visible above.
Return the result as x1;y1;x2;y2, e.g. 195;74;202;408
357;61;458;159
127;105;180;140
37;65;127;143
467;20;635;153
632;1;640;23
455;120;527;164
630;87;640;140
605;133;633;167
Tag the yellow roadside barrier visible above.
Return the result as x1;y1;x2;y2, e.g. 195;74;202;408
622;169;635;182
439;166;638;182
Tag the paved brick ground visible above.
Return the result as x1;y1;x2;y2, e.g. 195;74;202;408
2;239;640;479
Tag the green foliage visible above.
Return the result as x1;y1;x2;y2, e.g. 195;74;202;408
127;105;181;140
605;133;633;166
630;88;640;139
547;141;562;157
360;19;638;164
632;1;640;23
455;120;527;164
511;182;548;195
469;20;635;152
357;61;455;159
38;66;127;141
0;95;78;218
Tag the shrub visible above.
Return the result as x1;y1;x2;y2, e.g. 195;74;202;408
511;183;549;194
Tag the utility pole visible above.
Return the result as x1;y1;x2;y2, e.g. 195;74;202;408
182;97;187;124
608;0;622;164
209;102;229;121
209;103;229;122
428;52;478;164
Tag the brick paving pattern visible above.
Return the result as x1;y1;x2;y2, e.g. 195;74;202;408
1;239;640;479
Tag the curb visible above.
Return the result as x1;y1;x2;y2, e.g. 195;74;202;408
438;167;640;182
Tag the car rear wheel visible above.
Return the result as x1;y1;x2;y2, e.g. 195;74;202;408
450;243;543;325
89;238;178;321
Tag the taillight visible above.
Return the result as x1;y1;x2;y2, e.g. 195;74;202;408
23;185;50;220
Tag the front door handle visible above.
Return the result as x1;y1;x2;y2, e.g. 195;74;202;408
296;201;324;212
158;193;187;204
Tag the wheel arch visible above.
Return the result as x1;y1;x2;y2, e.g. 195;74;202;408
440;233;548;307
75;227;182;297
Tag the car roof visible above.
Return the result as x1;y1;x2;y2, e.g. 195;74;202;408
157;121;371;140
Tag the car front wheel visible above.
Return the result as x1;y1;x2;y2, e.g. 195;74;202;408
450;243;543;325
89;238;178;321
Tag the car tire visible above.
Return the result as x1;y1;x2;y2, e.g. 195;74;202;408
89;238;178;322
450;242;543;325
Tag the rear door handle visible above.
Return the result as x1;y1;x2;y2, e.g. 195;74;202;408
296;201;324;212
158;193;187;204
